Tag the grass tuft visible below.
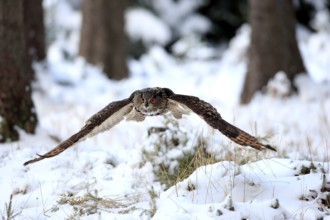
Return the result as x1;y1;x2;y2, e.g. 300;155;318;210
142;116;218;188
1;194;22;220
56;190;135;218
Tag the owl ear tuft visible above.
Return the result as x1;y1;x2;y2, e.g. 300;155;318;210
162;88;174;97
130;90;140;100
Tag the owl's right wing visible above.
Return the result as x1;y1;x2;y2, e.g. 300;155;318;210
168;93;276;152
23;97;135;166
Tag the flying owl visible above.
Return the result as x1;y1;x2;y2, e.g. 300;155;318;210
24;87;276;166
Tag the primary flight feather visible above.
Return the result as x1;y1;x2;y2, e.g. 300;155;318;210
24;87;276;166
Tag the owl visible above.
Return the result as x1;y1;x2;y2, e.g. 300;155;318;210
24;87;276;166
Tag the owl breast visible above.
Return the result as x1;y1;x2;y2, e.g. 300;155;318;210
135;107;165;116
134;101;169;116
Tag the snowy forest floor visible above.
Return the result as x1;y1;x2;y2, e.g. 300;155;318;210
1;1;330;220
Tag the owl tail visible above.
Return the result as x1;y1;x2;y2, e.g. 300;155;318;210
218;119;277;152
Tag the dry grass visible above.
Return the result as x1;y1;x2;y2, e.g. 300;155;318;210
157;142;218;188
142;116;277;190
1;194;22;220
54;190;136;218
49;117;286;218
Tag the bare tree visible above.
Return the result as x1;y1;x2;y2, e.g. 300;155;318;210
241;0;305;104
79;0;128;80
0;0;45;142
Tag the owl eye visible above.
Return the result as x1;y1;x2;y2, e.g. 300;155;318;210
149;98;156;103
141;97;145;102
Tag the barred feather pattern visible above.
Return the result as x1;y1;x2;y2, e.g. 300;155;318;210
24;87;275;166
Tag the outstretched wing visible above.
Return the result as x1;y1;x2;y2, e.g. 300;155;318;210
23;98;134;166
168;94;276;152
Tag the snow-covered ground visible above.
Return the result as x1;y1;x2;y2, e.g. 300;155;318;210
1;1;330;219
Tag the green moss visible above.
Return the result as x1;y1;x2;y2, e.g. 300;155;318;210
0;119;19;142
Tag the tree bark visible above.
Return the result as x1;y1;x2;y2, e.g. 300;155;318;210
79;0;128;80
0;0;38;142
24;0;46;62
240;0;305;104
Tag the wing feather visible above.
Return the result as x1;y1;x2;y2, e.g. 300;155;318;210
169;94;276;151
23;98;134;166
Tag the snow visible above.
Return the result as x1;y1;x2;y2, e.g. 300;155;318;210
1;1;330;219
178;14;211;37
154;159;329;219
125;8;171;46
152;0;205;33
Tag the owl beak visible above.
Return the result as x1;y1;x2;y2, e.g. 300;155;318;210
144;100;148;107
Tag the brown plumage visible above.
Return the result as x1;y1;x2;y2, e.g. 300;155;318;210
169;94;276;151
24;87;275;166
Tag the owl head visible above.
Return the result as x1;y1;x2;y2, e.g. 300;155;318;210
132;87;169;116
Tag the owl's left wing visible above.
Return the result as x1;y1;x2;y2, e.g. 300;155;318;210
23;97;134;166
168;93;276;152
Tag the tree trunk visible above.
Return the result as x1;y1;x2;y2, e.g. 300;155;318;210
240;0;305;104
0;0;38;142
24;0;46;62
79;0;128;80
